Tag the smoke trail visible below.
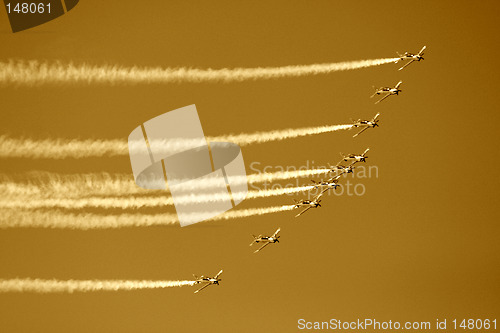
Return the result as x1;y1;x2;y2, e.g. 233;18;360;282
0;124;351;159
0;58;399;86
203;205;295;222
0;184;314;209
0;205;296;229
246;168;330;184
0;169;330;199
0;209;179;229
0;136;125;159
213;124;352;145
0;172;146;199
0;278;195;293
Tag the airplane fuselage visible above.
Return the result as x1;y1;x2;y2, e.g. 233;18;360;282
195;277;220;285
344;156;366;163
375;87;399;95
354;121;377;128
296;201;320;208
256;237;278;243
335;166;354;173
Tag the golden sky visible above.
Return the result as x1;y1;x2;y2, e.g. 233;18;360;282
0;1;499;332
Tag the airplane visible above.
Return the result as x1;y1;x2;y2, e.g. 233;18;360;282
397;46;426;71
193;269;223;294
341;148;369;164
293;193;323;217
311;178;340;190
351;113;380;137
371;81;402;104
330;163;355;175
249;228;281;253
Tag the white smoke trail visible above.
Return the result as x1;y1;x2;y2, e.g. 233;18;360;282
0;278;195;293
0;124;351;159
204;205;295;221
0;136;125;159
0;58;399;86
0;210;179;229
0;185;314;209
213;124;352;145
0;172;147;199
0;169;330;199
0;205;296;229
246;168;330;184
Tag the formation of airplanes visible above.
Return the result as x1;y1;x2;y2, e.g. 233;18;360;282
366;46;426;107
192;47;426;294
291;147;371;218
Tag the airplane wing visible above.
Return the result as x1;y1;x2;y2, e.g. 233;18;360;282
372;112;380;121
254;242;270;253
271;228;281;238
375;93;391;104
419;45;426;55
250;235;262;246
214;270;223;279
353;127;369;138
398;60;415;71
327;174;341;182
346;161;357;169
313;192;324;201
362;148;370;155
194;283;211;294
320;187;332;195
370;91;379;98
395;80;403;89
295;206;311;217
